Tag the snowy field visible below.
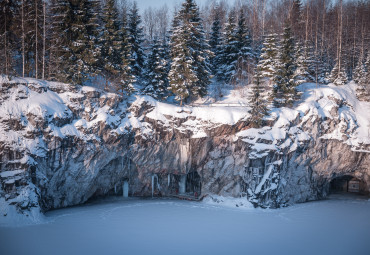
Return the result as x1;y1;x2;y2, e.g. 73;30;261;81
1;196;370;255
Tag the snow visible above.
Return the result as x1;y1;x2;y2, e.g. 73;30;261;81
236;82;370;157
2;78;368;159
0;170;24;178
138;95;249;125
255;164;274;194
203;195;254;209
1;196;369;255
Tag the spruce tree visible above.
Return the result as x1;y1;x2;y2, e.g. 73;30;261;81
168;0;211;105
328;59;348;86
353;52;366;86
357;53;370;99
290;0;303;40
316;52;331;84
101;0;123;85
249;66;269;128
119;12;136;94
218;8;238;82
21;0;44;78
128;2;145;79
47;0;67;81
231;8;253;86
294;42;315;85
143;38;169;99
209;5;222;76
257;33;279;80
365;54;370;96
273;22;297;107
55;0;99;85
0;0;17;77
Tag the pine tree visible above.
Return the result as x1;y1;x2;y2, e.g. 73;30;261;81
273;22;297;107
143;38;169;99
249;66;269;128
128;1;145;79
168;0;211;105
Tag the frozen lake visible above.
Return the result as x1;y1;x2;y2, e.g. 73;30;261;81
1;195;370;255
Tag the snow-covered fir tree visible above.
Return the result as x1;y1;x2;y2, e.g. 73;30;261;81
316;52;331;84
143;38;169;99
294;42;315;85
365;53;370;84
273;22;297;107
217;8;238;82
57;0;100;85
209;4;222;76
22;0;44;79
231;8;254;86
128;2;145;79
353;52;366;86
249;66;269;128
0;0;17;77
47;0;67;81
101;0;123;85
119;11;136;94
257;33;279;80
328;59;348;86
356;53;370;99
168;0;211;105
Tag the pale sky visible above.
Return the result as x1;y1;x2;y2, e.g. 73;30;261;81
135;0;214;12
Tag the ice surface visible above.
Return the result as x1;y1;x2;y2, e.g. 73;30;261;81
1;197;369;255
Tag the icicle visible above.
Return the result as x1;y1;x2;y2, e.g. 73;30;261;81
151;175;154;198
168;174;170;187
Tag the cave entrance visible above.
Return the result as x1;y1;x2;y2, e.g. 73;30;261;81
330;175;367;194
185;171;201;198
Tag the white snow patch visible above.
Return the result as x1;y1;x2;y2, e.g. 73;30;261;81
203;195;254;210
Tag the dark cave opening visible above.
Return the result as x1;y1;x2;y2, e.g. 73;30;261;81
329;175;368;195
185;171;202;197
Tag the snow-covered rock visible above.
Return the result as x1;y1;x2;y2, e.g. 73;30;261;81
0;78;369;224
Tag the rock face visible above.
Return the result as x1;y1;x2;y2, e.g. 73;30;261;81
0;77;369;221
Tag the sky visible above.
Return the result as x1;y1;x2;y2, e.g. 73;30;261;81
135;0;214;12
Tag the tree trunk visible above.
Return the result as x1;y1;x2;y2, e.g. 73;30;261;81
338;0;343;76
42;1;46;80
35;0;38;79
22;0;25;77
4;7;8;76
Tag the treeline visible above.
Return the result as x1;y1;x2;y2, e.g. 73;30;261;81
0;0;370;107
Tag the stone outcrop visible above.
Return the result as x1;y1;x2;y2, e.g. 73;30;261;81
0;78;369;221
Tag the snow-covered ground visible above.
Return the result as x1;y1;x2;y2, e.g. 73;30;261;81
1;196;369;255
